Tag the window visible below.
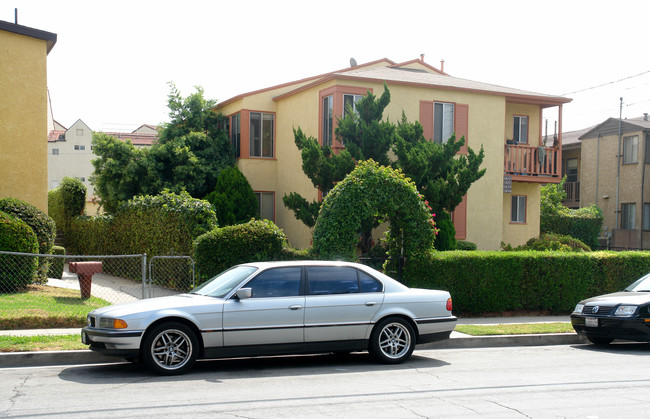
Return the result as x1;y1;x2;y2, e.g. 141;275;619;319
244;267;301;298
623;135;638;164
434;102;454;144
76;128;84;136
255;192;274;221
359;271;382;293
231;113;241;158
343;94;362;118
51;148;59;156
307;267;359;295
566;158;578;183
76;177;85;182
249;112;274;158
621;203;636;229
644;203;650;231
74;145;86;151
513;116;528;144
511;195;526;223
645;135;650;164
322;95;333;146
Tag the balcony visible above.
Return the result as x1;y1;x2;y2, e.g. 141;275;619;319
504;143;561;184
562;181;580;208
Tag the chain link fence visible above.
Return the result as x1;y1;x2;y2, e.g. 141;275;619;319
0;251;195;325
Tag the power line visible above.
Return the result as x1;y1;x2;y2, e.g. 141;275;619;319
562;70;650;96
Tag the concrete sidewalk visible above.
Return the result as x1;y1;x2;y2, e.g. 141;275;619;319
0;316;583;368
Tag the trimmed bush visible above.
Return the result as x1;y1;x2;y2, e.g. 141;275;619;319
404;251;650;315
194;219;290;282
455;240;477;251
0;211;39;291
433;212;456;251
48;177;86;235
205;166;258;226
519;233;591;252
47;245;66;279
0;198;56;282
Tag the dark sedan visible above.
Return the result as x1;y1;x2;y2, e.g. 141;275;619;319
571;273;650;345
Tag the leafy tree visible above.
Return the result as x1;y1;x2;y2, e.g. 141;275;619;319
205;166;258;226
91;84;233;213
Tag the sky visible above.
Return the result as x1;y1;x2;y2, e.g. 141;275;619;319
5;0;650;133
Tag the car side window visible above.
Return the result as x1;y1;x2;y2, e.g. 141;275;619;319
307;266;359;295
359;271;382;293
244;267;301;298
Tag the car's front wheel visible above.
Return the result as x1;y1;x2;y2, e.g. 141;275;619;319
369;317;416;364
586;335;614;345
142;322;198;375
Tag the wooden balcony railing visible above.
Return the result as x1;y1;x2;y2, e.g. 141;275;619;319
504;144;560;182
562;181;580;207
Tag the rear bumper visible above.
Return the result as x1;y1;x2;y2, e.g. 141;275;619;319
415;316;457;344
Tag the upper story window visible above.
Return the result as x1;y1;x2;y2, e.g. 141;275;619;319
76;128;84;136
434;102;454;144
511;195;526;223
74;145;86;151
566;158;578;182
644;203;650;231
231;113;241;158
322;95;334;147
513;116;528;144
249;112;274;158
343;94;362;118
51;148;59;156
623;135;638;164
621;202;636;229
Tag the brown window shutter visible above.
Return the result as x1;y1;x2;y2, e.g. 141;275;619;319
452;195;467;240
420;101;434;141
455;103;468;154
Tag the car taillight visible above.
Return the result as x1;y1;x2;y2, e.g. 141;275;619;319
446;298;453;312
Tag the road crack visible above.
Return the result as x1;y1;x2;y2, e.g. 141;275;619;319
487;399;532;418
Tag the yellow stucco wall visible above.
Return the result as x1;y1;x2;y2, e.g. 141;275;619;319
505;103;541;145
0;30;49;213
502;182;540;247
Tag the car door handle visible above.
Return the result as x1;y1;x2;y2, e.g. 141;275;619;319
288;305;303;310
365;301;378;306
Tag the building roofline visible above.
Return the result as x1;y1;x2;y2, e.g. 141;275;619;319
0;20;57;53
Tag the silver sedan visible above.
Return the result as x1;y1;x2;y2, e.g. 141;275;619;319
82;261;456;375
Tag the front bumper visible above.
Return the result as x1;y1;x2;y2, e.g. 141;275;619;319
570;314;650;343
82;327;144;358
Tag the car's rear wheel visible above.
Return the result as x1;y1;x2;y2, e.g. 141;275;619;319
369;317;415;364
586;335;614;345
142;322;198;375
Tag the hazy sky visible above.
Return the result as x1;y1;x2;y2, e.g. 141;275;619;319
5;0;650;133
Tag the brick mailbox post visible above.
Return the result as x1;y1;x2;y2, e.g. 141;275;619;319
68;261;103;299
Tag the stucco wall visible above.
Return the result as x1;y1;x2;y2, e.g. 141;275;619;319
0;31;49;212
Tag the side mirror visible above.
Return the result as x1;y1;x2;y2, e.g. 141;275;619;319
235;288;252;300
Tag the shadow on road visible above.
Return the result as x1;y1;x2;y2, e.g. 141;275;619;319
571;341;650;356
58;351;450;384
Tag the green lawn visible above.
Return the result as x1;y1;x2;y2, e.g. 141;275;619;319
0;285;110;330
0;334;86;351
455;322;575;336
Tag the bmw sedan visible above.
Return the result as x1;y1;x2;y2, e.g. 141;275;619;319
571;273;650;345
82;261;457;375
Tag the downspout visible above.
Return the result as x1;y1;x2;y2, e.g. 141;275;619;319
595;133;601;207
616;98;623;230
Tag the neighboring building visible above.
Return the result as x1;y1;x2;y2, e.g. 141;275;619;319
216;57;571;250
0;20;56;213
573;115;650;249
559;125;595;209
48;121;158;200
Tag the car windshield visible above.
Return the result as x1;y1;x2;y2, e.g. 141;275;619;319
625;273;650;292
190;266;258;298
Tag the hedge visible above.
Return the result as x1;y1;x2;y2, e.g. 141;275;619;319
48;177;86;235
404;251;650;315
541;205;603;249
194;219;308;282
0;211;39;291
47;245;66;279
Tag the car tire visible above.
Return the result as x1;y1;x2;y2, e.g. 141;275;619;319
586;335;614;345
369;317;416;364
142;321;198;375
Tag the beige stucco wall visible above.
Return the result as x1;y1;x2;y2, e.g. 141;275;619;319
0;30;49;213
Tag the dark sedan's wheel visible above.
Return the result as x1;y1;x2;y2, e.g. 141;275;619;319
142;322;198;375
586;335;614;345
369;317;415;364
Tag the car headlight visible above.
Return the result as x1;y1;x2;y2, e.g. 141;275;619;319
614;305;637;317
99;318;129;329
573;303;585;314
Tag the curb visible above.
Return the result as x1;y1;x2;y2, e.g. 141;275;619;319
0;333;584;368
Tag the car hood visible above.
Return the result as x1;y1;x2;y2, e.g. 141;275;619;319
581;292;650;305
89;294;223;318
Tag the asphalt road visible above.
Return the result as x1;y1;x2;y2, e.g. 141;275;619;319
3;343;650;418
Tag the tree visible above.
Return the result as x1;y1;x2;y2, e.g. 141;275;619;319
91;84;234;212
205;166;258;226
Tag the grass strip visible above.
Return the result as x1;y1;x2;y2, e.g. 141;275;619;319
455;322;574;336
0;335;86;352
